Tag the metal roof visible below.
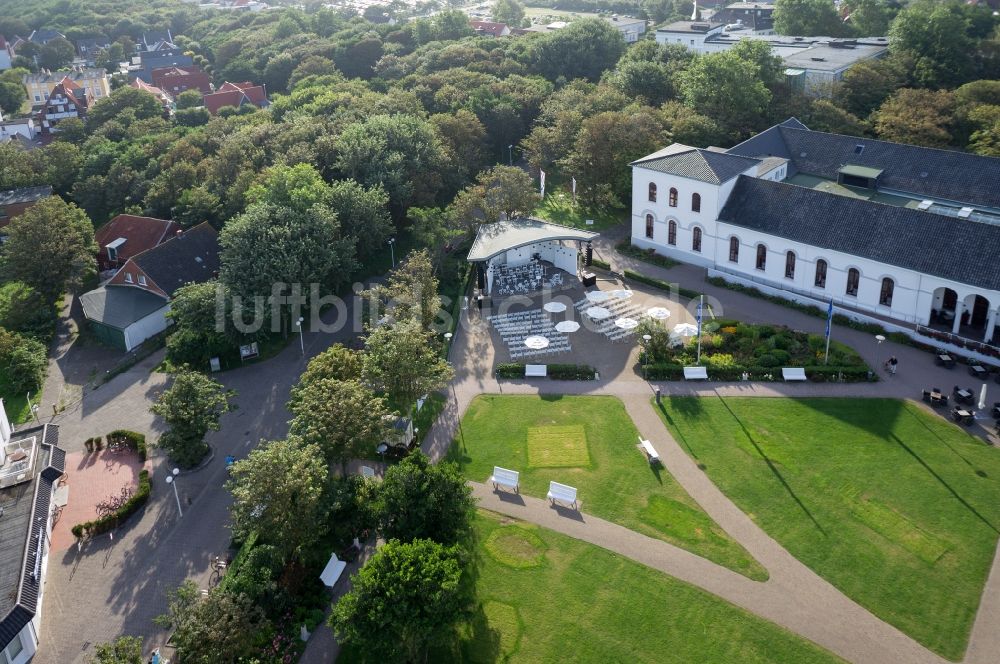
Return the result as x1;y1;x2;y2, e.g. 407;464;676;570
80;285;167;330
467;218;598;262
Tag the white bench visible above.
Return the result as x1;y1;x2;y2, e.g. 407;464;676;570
525;364;547;377
638;437;660;465
490;466;520;493
684;366;708;380
547;481;578;508
782;367;807;381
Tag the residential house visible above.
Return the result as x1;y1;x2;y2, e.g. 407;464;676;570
81;222;221;351
0;35;14;70
140;30;174;51
132;46;194;84
605;15;647;43
0;186;52;230
0;404;64;664
709;2;776;35
23;69;110;107
202;81;268;115
75;38;110;65
95;214;181;272
630;118;1000;347
128;77;173;111
0;117;37;145
151;66;212;97
470;21;511;37
26;28;65;46
36;77;93;134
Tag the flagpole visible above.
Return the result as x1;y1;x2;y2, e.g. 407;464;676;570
696;294;703;364
824;299;833;365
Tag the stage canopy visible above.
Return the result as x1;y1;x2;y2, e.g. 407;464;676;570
467;218;599;262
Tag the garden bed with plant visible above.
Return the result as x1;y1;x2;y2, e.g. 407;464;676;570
495;363;597;380
616;241;679;270
638;318;870;382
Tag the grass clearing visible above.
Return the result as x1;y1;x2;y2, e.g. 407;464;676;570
526;425;589;468
532;192;625;231
436;511;843;663
452;395;766;580
654;396;1000;660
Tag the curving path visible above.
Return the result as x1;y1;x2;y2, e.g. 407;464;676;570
422;261;1000;664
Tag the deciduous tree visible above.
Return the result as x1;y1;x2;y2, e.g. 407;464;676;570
874;88;956;148
375;452;475;544
889;0;975;89
363;318;454;411
89;636;143;664
774;0;844;36
492;0;525;27
151;369;234;467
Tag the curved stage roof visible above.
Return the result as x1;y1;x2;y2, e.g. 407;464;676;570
467;218;599;262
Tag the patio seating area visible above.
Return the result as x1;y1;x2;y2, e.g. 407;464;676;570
488;309;572;360
573;290;643;342
492;262;552;296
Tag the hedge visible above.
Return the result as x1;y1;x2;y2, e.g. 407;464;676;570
591;257;611;270
644;363;873;383
106;429;147;462
616;241;679;269
496;363;597;380
71;469;151;538
217;530;258;593
624;270;702;300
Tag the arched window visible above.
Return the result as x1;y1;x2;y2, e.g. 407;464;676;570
846;268;860;296
785;251;796;279
814;259;827;288
648;183;657;203
728;236;739;263
668;187;678;207
692;227;702;252
645;214;654;239
755;244;766;271
692;192;701;212
879;277;894;306
667;220;677;246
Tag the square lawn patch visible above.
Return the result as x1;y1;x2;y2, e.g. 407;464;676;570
526;425;590;468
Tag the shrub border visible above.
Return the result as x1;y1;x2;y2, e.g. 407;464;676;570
624;270;702;300
71;469;151;539
616;241;680;270
496;363;597;380
106;429;147;462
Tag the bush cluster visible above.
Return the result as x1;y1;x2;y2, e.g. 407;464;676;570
106;429;148;462
495;363;597;379
71;470;151;538
645;363;873;382
616;241;679;270
624;269;702;300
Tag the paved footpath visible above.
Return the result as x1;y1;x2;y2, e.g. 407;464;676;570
423;268;1000;664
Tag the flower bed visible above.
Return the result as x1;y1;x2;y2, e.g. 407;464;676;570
71;470;151;538
496;363;597;380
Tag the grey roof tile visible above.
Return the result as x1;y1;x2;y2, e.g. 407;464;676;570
132;222;220;297
79;285;167;329
632;148;760;184
719;176;1000;291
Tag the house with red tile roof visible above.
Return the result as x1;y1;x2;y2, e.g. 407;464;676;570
128;77;173;113
470;21;511;37
36;77;93;134
95;214;181;272
151;65;213;96
202;81;269;115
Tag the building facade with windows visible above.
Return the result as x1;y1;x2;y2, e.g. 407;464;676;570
23;69;110;106
630;119;1000;346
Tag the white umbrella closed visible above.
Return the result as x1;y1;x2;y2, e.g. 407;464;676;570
615;317;639;330
647;306;671;320
586;290;609;303
555;320;580;333
543;301;567;313
586;306;612;320
673;322;698;337
524;335;550;349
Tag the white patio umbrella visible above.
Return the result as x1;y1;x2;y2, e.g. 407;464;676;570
524;335;550;349
555;320;581;333
611;289;633;300
646;306;671;320
615;317;639;330
586;290;609;303
673;322;699;337
979;384;988;411
543;301;568;313
586;306;612;320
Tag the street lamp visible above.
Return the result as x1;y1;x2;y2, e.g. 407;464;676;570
165;467;182;517
507;144;513;166
875;334;886;372
642;334;652;380
387;237;396;268
296;316;304;356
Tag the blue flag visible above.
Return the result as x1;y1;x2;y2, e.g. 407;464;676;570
825;299;834;338
696;297;703;334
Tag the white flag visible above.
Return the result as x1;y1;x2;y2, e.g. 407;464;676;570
571;177;577;194
540;169;546;198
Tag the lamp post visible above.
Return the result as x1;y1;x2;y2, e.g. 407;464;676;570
642;334;652;380
296;317;304;356
507;144;513;166
165;467;182;517
387;237;396;268
875;334;886;372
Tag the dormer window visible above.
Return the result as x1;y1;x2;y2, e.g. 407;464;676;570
124;273;133;283
138;275;147;286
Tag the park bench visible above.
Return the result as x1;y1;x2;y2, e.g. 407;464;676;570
638;437;661;465
683;366;708;380
320;553;347;589
525;364;547;378
490;466;520;493
547;481;578;508
782;367;807;381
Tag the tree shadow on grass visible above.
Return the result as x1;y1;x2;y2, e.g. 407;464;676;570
717;397;827;537
900;403;988;477
888;432;998;534
539;393;564;402
656;401;700;463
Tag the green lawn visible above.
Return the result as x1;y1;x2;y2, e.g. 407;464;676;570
445;511;841;663
0;369;41;424
654;396;1000;660
532;192;626;231
452;395;766;579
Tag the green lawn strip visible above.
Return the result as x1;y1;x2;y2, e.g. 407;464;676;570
653;396;1000;660
452;394;767;580
448;511;842;663
0;369;40;424
532;192;625;231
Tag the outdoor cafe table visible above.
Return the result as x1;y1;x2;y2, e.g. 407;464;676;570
956;388;973;400
937;354;955;367
970;365;988;378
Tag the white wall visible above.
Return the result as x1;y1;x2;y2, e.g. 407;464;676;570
123;304;170;351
